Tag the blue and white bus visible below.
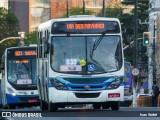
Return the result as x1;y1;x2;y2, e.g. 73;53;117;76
37;15;124;112
0;73;2;108
1;46;39;109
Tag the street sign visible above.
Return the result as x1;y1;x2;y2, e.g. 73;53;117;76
132;68;139;76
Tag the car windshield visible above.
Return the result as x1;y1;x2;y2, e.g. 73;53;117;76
7;59;37;85
50;35;122;74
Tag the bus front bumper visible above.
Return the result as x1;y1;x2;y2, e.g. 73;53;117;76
49;86;124;103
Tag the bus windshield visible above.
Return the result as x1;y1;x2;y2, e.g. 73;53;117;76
51;35;122;74
7;59;37;85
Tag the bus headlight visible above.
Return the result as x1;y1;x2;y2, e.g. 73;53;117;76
50;78;68;90
7;87;16;96
106;78;122;90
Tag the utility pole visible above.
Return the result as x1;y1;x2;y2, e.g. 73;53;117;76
66;0;69;18
102;0;105;17
153;20;156;82
83;0;85;15
148;0;160;94
156;13;160;86
132;0;138;107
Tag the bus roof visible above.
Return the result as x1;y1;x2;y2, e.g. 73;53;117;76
29;44;37;47
38;17;120;30
5;46;36;51
69;15;96;18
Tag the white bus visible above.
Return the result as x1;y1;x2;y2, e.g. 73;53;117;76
0;73;2;107
1;46;39;109
37;16;124;112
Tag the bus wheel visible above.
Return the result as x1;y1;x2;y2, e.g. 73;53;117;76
102;103;110;109
48;103;58;112
93;103;101;109
2;105;8;109
110;102;119;111
8;104;16;109
40;100;48;110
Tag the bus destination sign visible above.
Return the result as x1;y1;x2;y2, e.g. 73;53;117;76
66;23;105;30
15;50;37;56
52;21;120;34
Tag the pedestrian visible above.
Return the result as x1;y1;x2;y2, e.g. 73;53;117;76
152;81;160;107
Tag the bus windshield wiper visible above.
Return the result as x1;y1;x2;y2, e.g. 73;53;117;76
90;33;105;58
18;57;29;71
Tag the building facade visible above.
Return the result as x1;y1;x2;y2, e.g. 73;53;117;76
9;0;29;33
0;0;8;9
8;0;121;32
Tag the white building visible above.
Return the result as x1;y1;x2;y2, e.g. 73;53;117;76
0;0;8;9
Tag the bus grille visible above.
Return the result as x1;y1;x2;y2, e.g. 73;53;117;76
19;96;39;102
70;86;104;90
74;93;100;98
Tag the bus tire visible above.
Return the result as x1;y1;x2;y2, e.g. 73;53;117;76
93;103;101;109
2;105;8;109
8;104;16;109
111;102;119;111
40;100;48;110
48;103;58;112
102;103;110;109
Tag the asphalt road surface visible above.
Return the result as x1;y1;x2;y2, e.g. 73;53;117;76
1;107;160;120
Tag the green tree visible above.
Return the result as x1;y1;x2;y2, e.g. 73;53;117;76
0;7;19;69
26;31;37;45
104;3;149;42
0;7;19;40
61;7;93;18
103;2;149;63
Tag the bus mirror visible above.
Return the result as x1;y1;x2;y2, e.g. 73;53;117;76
44;42;50;54
1;67;4;70
51;44;54;55
1;63;4;70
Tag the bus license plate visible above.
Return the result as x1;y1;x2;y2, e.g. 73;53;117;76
28;99;37;103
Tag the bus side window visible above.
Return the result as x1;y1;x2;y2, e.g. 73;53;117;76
37;32;39;58
39;32;42;58
44;30;50;55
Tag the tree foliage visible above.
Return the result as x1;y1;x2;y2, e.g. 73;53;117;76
61;7;93;18
0;7;19;68
0;7;19;40
26;31;37;45
103;2;149;63
104;3;149;42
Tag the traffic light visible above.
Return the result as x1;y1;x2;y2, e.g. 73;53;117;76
143;32;150;46
18;32;25;40
18;32;26;46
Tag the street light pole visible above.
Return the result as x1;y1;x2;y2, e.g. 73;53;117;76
0;32;26;46
0;37;20;44
123;38;143;51
133;0;138;107
153;20;156;82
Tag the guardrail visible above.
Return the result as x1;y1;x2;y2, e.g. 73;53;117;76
137;96;152;107
129;95;160;107
130;95;160;107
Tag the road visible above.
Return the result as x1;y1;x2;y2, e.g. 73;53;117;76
1;107;160;120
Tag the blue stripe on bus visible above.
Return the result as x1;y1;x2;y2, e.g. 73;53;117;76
6;94;39;104
48;76;123;90
6;94;21;104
